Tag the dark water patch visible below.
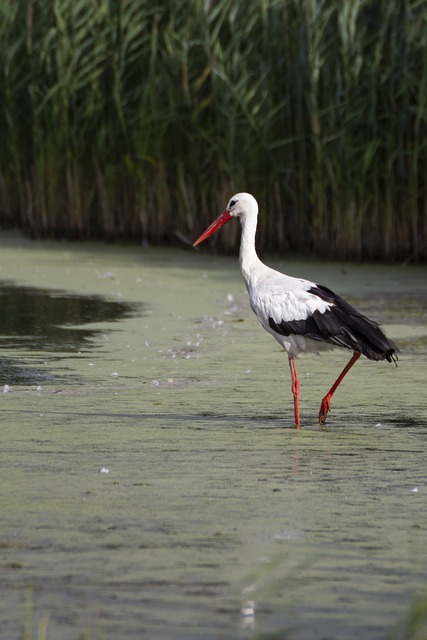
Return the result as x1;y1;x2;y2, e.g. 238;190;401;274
0;357;56;385
0;281;143;384
0;281;142;351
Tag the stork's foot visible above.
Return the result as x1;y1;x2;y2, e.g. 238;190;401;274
318;396;331;424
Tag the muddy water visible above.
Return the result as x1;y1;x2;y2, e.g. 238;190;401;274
1;231;426;640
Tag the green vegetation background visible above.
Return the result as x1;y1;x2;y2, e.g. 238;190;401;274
1;0;426;260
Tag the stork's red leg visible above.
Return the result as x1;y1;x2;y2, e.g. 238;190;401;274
319;351;361;424
288;356;300;427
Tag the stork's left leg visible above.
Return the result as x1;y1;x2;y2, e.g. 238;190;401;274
319;351;361;424
288;356;300;427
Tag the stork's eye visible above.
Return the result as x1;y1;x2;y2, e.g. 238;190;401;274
229;199;238;207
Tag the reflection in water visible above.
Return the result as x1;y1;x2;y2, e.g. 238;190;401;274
240;597;256;631
0;282;142;384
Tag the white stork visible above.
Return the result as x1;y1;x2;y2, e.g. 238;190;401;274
193;192;399;427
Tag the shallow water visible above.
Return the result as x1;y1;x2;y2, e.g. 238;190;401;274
1;231;427;640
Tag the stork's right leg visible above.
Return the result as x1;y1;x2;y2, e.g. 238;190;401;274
288;356;300;427
318;351;361;424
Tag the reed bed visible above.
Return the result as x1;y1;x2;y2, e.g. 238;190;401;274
0;0;426;260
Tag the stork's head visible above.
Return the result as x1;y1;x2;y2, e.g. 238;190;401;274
193;192;258;247
225;193;258;220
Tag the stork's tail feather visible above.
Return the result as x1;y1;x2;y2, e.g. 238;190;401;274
359;335;399;364
385;347;399;366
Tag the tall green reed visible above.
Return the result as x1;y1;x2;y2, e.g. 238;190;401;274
0;0;426;260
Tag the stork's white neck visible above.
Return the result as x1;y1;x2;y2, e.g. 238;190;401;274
238;213;264;290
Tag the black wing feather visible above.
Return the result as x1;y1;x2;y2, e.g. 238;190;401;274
268;284;399;363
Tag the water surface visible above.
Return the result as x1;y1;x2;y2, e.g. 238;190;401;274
1;231;426;640
0;281;141;384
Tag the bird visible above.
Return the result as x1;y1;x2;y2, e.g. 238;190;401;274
193;192;399;427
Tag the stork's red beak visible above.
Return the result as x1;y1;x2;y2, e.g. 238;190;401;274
193;210;232;247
